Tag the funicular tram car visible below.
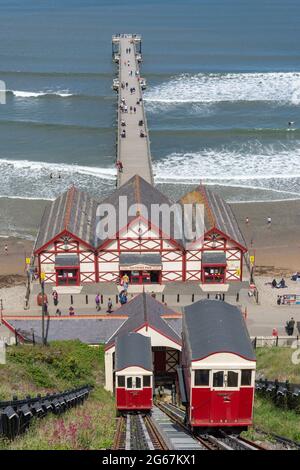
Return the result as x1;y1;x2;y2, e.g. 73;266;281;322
115;332;153;414
179;300;256;433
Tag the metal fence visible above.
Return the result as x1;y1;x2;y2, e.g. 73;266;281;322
256;379;300;412
251;336;300;348
0;385;92;440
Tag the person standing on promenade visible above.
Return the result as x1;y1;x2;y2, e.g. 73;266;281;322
95;293;101;311
107;298;113;313
52;290;58;306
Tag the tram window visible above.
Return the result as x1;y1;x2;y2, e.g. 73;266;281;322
194;370;210;386
143;376;151;387
227;371;239;387
117;376;125;387
135;377;142;389
126;377;133;389
213;371;224;387
241;370;252;386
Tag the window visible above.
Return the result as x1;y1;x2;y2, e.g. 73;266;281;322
213;371;224;387
227;371;239;387
126;377;133;389
194;370;210;386
143;376;151;387
117;376;125;387
241;370;252;386
135;377;142;389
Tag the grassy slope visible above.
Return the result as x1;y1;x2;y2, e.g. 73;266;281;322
248;347;300;442
0;341;115;449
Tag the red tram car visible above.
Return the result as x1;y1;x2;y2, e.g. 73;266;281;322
179;300;256;433
115;332;153;414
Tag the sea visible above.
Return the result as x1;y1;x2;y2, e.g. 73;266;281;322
0;0;300;239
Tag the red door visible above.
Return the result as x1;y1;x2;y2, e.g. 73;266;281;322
56;268;80;286
210;371;240;423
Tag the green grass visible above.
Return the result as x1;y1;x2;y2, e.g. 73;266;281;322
243;396;300;443
256;347;300;383
0;341;115;449
241;347;300;443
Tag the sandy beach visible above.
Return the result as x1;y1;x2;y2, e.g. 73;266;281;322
232;199;300;275
0;237;34;281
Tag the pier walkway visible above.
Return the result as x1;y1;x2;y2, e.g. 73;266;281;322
112;34;154;187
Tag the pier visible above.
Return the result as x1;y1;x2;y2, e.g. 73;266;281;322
112;34;154;187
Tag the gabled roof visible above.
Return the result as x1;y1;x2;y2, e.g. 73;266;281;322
115;332;152;371
183;300;255;361
105;293;182;349
179;184;246;249
96;175;184;247
34;186;99;252
6;318;125;344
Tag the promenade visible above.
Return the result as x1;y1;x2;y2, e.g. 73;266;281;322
113;34;153;187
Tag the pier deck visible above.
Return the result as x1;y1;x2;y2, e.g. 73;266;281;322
113;34;153;187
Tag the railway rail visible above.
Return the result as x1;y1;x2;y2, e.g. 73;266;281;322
155;402;266;451
112;413;168;450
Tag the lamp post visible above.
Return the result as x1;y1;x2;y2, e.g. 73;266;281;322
0;299;3;323
40;272;46;346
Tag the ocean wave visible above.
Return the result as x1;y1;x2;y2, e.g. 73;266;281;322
0;158;116;200
153;142;300;196
9;89;73;98
7;89;114;101
144;72;300;108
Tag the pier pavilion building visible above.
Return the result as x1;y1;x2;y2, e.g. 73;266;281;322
33;175;247;289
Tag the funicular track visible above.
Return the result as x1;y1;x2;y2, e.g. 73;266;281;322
112;413;168;450
155;402;266;451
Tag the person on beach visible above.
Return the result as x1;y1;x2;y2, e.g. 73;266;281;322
133;107;136;113
271;278;277;288
56;308;62;316
245;217;249;224
69;306;75;316
277;295;281;305
4;244;8;255
267;216;272;226
95;293;101;311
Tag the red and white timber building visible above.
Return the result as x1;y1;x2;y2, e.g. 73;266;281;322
33;175;247;287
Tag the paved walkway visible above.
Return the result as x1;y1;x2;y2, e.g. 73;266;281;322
114;34;153;187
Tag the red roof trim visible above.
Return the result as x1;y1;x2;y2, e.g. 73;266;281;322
34;228;95;255
191;351;257;362
115;365;152;373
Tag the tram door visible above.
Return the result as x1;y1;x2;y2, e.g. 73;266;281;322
210;370;240;422
126;376;143;408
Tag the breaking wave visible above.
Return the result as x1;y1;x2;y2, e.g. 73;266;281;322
144;72;300;110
